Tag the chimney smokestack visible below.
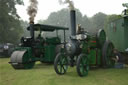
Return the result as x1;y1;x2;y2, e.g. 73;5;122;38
70;10;76;36
29;22;34;39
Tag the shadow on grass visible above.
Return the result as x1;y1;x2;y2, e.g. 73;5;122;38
66;71;78;77
63;67;115;78
0;56;10;58
33;62;53;69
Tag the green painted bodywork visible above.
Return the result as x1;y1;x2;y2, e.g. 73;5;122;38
81;37;102;66
41;37;61;62
14;37;61;63
45;37;61;44
88;49;101;65
88;37;97;48
42;44;56;62
106;16;128;52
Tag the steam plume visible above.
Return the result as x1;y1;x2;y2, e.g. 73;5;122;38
59;0;74;10
27;0;38;23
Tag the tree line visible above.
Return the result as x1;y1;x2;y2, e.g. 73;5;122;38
0;0;122;44
38;8;121;40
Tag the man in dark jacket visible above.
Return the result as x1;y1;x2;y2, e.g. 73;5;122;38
113;49;124;68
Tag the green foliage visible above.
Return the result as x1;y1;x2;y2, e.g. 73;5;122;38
106;14;122;23
81;15;91;30
38;9;70;40
0;0;24;44
39;9;84;28
20;20;30;37
38;9;107;37
90;12;107;34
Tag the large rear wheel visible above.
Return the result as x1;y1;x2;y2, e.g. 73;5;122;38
102;41;115;68
76;54;89;77
54;53;68;75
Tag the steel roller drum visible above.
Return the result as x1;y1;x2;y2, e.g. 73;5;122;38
10;50;35;69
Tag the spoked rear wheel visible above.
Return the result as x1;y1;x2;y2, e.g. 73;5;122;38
54;53;68;75
102;41;115;68
76;54;89;77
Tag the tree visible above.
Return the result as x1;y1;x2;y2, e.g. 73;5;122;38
0;0;24;44
81;15;93;33
90;12;107;34
20;20;30;37
38;8;84;39
38;9;108;37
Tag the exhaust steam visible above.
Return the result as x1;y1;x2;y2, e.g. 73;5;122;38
59;0;74;10
27;0;38;23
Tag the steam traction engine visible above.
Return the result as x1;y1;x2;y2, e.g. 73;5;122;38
9;23;68;69
54;10;115;77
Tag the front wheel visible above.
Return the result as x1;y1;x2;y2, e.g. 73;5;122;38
54;53;68;75
76;54;89;77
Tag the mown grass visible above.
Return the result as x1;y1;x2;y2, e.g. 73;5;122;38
0;58;128;85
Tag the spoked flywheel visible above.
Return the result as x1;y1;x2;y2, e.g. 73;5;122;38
76;54;89;77
102;40;115;68
54;53;68;75
10;50;35;69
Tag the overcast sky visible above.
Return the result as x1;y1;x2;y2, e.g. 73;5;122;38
16;0;128;22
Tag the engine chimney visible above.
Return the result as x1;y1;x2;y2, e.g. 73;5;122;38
70;10;76;36
29;22;34;39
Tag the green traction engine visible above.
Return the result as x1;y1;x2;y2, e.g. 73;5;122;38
9;24;68;69
54;10;115;77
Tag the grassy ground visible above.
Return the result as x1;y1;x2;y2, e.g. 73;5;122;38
0;58;128;85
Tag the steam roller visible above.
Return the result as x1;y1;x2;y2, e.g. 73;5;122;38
9;23;68;69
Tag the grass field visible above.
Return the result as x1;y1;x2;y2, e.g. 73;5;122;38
0;58;128;85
